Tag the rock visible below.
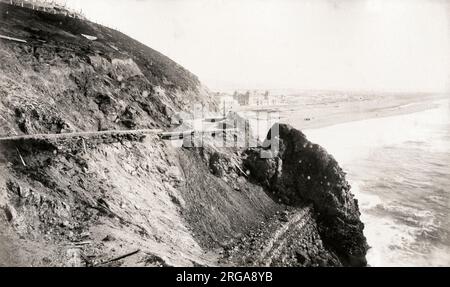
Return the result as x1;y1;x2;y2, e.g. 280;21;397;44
209;152;226;177
3;205;13;222
170;112;185;126
244;151;278;187
279;211;289;222
243;123;368;266
6;180;20;196
156;165;167;174
102;234;115;242
144;253;169;267
80;232;91;239
295;251;309;265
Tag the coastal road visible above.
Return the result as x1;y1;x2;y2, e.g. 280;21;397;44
0;127;238;142
0;128;163;142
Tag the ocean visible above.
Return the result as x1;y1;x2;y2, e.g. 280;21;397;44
301;99;450;266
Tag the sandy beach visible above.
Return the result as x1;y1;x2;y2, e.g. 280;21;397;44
240;93;450;267
240;93;449;131
291;96;450;267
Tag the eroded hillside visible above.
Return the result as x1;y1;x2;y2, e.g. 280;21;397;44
0;2;216;136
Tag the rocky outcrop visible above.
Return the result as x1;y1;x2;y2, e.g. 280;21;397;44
244;123;368;266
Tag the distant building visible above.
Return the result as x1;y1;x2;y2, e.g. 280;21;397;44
233;91;250;106
216;93;239;114
216;90;287;110
243;90;286;107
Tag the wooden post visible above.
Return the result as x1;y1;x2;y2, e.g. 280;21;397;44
15;147;27;167
94;249;140;267
82;138;87;154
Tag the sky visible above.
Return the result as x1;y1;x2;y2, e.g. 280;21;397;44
64;0;450;93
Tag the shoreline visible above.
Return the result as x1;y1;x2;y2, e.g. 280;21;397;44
301;99;443;131
297;96;450;267
240;93;449;132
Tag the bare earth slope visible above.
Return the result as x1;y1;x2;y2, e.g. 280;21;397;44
0;2;216;136
0;3;367;266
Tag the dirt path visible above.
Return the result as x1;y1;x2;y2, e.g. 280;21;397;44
257;207;311;266
0;125;238;142
0;128;163;142
221;205;316;266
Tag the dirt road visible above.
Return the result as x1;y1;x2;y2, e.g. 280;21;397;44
0;129;163;142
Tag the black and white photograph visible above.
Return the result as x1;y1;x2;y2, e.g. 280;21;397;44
0;0;449;274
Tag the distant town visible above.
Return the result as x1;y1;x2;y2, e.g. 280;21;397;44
215;89;443;113
215;89;379;112
216;90;288;112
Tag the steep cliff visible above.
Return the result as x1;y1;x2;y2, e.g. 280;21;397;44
244;123;368;266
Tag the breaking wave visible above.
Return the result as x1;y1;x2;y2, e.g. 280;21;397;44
302;100;450;266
